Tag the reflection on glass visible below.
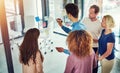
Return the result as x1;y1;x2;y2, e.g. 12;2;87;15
102;0;120;37
4;0;22;73
5;0;22;40
0;27;2;43
0;27;8;73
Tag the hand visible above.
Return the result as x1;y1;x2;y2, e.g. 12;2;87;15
98;56;104;61
56;47;64;52
56;18;63;27
96;54;99;59
93;39;98;43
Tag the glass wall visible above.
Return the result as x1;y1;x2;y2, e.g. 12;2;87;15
84;0;102;19
0;0;13;73
5;0;22;39
102;0;120;49
0;27;2;43
1;0;43;73
0;28;8;73
102;0;120;37
0;0;23;73
5;0;22;72
49;0;83;28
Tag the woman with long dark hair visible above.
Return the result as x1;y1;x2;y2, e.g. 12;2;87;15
19;28;44;73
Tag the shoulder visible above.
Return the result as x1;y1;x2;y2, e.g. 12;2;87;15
96;19;101;25
68;54;76;60
96;19;100;22
111;32;115;36
35;50;42;61
36;50;41;57
69;53;81;61
82;17;89;21
89;49;96;57
108;32;115;40
101;29;105;33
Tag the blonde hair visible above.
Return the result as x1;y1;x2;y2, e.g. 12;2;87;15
66;30;93;58
103;15;115;28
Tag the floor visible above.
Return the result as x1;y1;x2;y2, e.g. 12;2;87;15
0;28;120;73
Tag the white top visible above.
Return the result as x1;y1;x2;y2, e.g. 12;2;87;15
82;17;102;47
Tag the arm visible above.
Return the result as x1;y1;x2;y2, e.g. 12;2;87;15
56;47;70;55
98;43;114;60
92;31;100;43
93;52;97;69
63;49;70;55
35;51;43;73
96;50;99;59
93;39;98;43
56;18;71;33
61;26;71;34
64;56;74;73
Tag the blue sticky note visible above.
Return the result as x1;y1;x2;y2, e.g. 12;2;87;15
35;16;40;22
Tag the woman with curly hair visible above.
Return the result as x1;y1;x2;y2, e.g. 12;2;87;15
19;28;44;73
64;30;97;73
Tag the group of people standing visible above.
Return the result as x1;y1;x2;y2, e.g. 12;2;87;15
56;3;115;73
19;3;117;73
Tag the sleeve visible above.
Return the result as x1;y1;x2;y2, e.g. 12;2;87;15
63;49;70;55
61;26;71;34
64;55;74;73
35;51;44;73
107;33;115;43
93;54;97;69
